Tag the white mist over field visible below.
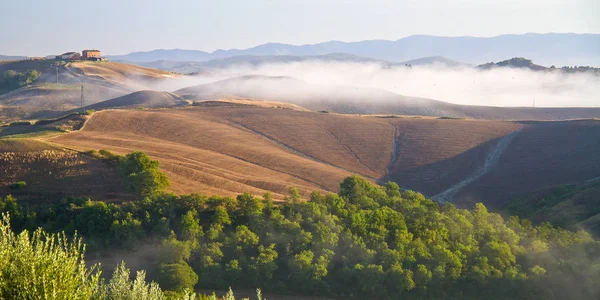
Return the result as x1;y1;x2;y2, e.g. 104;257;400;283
179;61;600;108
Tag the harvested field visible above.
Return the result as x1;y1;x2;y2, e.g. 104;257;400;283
454;119;600;208
46;106;600;206
51;108;357;199
83;90;188;110
0;140;133;203
51;106;581;204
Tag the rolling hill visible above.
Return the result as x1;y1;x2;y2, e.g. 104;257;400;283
82;90;189;110
107;33;600;66
49;106;600;213
175;75;600;120
0;59;183;121
0;139;134;203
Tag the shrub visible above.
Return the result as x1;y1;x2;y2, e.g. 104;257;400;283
0;213;101;299
83;109;95;116
8;121;32;126
99;262;165;300
118;152;170;197
157;262;199;292
9;181;26;190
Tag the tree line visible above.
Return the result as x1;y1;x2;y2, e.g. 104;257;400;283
1;151;599;299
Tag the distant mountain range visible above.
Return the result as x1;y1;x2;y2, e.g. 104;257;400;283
122;54;466;74
107;33;600;66
0;55;27;61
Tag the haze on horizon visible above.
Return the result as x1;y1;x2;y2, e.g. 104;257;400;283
1;0;599;56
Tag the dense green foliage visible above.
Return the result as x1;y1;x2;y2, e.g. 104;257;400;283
0;213;260;300
2;171;599;299
0;69;39;93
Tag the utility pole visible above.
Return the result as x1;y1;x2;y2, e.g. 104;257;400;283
81;83;84;112
56;65;58;84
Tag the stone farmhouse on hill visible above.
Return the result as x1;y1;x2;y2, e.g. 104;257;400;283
56;50;105;61
82;50;101;59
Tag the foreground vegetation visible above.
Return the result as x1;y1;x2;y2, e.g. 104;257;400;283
1;151;599;299
0;213;262;299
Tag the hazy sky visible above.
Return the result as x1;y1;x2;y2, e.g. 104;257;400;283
1;0;598;56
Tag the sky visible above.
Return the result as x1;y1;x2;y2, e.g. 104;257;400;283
1;0;599;56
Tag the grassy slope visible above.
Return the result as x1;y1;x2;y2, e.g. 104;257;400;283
0;139;133;204
503;180;600;236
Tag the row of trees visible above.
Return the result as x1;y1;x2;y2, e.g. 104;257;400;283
1;151;599;299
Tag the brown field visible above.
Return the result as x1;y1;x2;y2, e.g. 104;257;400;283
0;139;133;203
49;106;596;207
0;103;589;208
455;119;600;207
83;90;188;110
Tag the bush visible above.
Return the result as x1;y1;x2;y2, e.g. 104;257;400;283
9;181;26;190
157;262;199;292
83;109;95;116
118;152;170;197
97;149;122;163
0;213;101;299
8;121;32;126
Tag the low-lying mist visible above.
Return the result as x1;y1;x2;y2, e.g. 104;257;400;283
166;61;600;108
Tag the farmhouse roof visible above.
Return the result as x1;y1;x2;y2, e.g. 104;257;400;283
83;49;100;52
60;52;76;55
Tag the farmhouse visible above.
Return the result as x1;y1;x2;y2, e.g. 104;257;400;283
56;52;81;60
82;50;101;59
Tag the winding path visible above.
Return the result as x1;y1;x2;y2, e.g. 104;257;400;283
431;129;522;204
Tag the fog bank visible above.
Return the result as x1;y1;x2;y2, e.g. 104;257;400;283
179;61;600;108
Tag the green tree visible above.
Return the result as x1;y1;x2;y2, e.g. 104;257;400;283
157;262;199;292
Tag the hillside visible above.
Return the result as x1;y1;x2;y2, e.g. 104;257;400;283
49;107;600;207
453;120;600;207
504;179;600;236
0;59;183;121
0;139;134;203
107;33;600;66
82;90;188;110
175;75;600;120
